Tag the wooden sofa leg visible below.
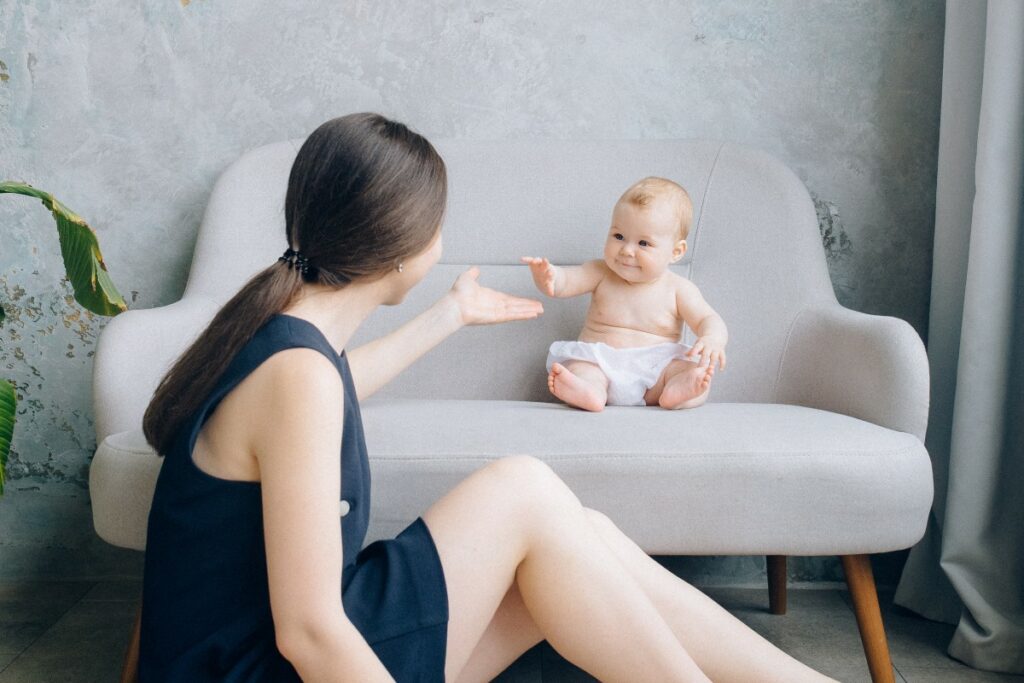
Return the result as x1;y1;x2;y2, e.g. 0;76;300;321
121;601;141;683
767;555;787;614
840;555;895;683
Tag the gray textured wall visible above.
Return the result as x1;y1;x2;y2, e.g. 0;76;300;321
0;1;944;583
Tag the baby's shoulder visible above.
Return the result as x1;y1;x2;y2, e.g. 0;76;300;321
668;272;703;300
583;259;612;284
667;270;695;290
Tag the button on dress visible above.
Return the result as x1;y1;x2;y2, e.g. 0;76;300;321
139;313;449;682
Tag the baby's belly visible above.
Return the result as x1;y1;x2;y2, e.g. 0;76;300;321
578;322;680;349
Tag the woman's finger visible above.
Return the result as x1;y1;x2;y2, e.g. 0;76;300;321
504;304;543;318
455;267;479;285
496;289;542;303
502;308;543;321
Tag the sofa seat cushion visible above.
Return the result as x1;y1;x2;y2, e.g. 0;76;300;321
360;400;933;555
89;400;932;556
89;429;163;551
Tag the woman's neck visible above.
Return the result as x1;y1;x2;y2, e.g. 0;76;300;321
281;280;386;354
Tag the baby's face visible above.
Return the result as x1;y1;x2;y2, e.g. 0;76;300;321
603;200;686;283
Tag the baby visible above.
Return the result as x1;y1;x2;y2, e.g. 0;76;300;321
522;176;728;411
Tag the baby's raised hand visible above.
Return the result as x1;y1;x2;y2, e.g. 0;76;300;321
520;256;558;296
686;336;727;371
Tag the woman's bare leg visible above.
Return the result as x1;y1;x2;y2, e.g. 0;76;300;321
454;579;540;683
456;507;839;683
423;455;710;683
583;509;838;682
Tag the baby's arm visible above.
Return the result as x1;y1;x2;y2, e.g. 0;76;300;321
521;257;606;298
676;278;729;370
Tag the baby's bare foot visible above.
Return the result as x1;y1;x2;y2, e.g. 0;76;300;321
548;362;606;412
659;363;714;410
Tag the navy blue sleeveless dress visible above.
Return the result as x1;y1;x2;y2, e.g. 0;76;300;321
139;313;449;682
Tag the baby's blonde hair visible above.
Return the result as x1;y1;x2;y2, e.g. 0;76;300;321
618;176;693;241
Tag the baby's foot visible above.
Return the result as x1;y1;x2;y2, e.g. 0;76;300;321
548;362;606;412
659;363;714;410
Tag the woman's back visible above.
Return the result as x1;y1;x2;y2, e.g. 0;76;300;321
139;313;371;681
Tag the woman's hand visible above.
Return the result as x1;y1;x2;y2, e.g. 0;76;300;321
446;266;544;326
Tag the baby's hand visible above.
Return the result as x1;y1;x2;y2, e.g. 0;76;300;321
520;256;558;296
686;336;727;371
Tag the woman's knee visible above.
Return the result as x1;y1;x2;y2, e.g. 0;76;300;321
583;506;615;530
486;455;582;516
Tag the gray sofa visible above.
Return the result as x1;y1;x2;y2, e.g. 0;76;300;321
90;138;932;683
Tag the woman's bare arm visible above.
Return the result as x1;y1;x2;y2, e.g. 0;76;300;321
347;267;543;400
346;294;463;402
254;348;394;682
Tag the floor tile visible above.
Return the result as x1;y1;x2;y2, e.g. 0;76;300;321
80;579;143;603
0;580;94;605
840;586;978;673
899;665;1024;682
0;581;93;656
0;598;136;683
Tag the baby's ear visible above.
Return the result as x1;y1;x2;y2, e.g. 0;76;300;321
672;239;687;262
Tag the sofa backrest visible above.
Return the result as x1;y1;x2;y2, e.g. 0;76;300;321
180;138;836;405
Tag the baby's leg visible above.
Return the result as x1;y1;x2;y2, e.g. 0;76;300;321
645;359;714;410
548;360;610;412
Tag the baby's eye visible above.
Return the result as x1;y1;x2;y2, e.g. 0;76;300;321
639;240;650;247
613;233;624;241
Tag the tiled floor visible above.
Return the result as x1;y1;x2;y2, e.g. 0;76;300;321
1;579;1021;682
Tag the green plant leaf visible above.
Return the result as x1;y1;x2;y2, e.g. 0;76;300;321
0;379;15;495
0;181;128;317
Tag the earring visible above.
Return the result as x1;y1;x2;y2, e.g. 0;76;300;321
397;262;404;273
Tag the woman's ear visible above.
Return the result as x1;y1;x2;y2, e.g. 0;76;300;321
671;239;687;263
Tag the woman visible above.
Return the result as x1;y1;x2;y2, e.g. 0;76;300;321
139;113;837;682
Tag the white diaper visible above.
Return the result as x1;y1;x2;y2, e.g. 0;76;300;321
546;340;695;406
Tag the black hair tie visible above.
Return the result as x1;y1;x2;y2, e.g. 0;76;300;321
278;247;317;279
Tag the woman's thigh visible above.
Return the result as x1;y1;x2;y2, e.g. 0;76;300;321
452;508;622;682
421;454;575;682
453;579;543;683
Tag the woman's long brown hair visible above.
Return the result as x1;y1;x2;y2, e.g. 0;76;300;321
142;113;447;456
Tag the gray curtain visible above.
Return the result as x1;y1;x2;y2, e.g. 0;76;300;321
893;0;1024;674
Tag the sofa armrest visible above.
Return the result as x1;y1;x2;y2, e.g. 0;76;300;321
775;304;930;440
92;296;219;444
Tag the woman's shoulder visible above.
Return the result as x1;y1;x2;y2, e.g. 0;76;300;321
249;346;345;415
224;313;347;440
239;346;345;462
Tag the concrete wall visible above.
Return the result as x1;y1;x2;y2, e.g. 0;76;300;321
0;0;944;584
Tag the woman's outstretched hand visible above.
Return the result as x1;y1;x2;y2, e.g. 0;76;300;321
446;266;544;326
